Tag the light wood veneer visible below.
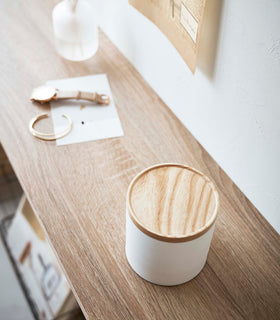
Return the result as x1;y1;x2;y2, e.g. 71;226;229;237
128;163;218;241
0;1;279;319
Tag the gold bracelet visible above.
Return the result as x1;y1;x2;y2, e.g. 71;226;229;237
29;113;72;141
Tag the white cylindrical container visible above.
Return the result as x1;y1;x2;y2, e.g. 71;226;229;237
126;163;219;286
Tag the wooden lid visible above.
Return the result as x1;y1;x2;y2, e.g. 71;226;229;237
127;164;219;242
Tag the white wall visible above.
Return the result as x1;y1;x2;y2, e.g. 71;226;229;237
94;0;280;233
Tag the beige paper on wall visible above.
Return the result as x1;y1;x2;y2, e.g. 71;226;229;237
129;0;206;73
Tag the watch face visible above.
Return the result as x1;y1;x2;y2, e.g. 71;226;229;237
30;86;56;102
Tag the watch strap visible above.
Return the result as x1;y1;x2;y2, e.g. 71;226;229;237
55;90;110;105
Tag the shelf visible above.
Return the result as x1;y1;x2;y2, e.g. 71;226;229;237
0;1;279;319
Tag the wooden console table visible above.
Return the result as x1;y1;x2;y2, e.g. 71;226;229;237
0;1;279;319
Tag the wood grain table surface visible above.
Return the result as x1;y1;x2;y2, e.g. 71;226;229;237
0;1;279;319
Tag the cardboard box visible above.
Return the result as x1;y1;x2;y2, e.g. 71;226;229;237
6;196;81;320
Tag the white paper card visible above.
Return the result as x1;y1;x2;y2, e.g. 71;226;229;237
48;74;123;146
180;4;198;43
